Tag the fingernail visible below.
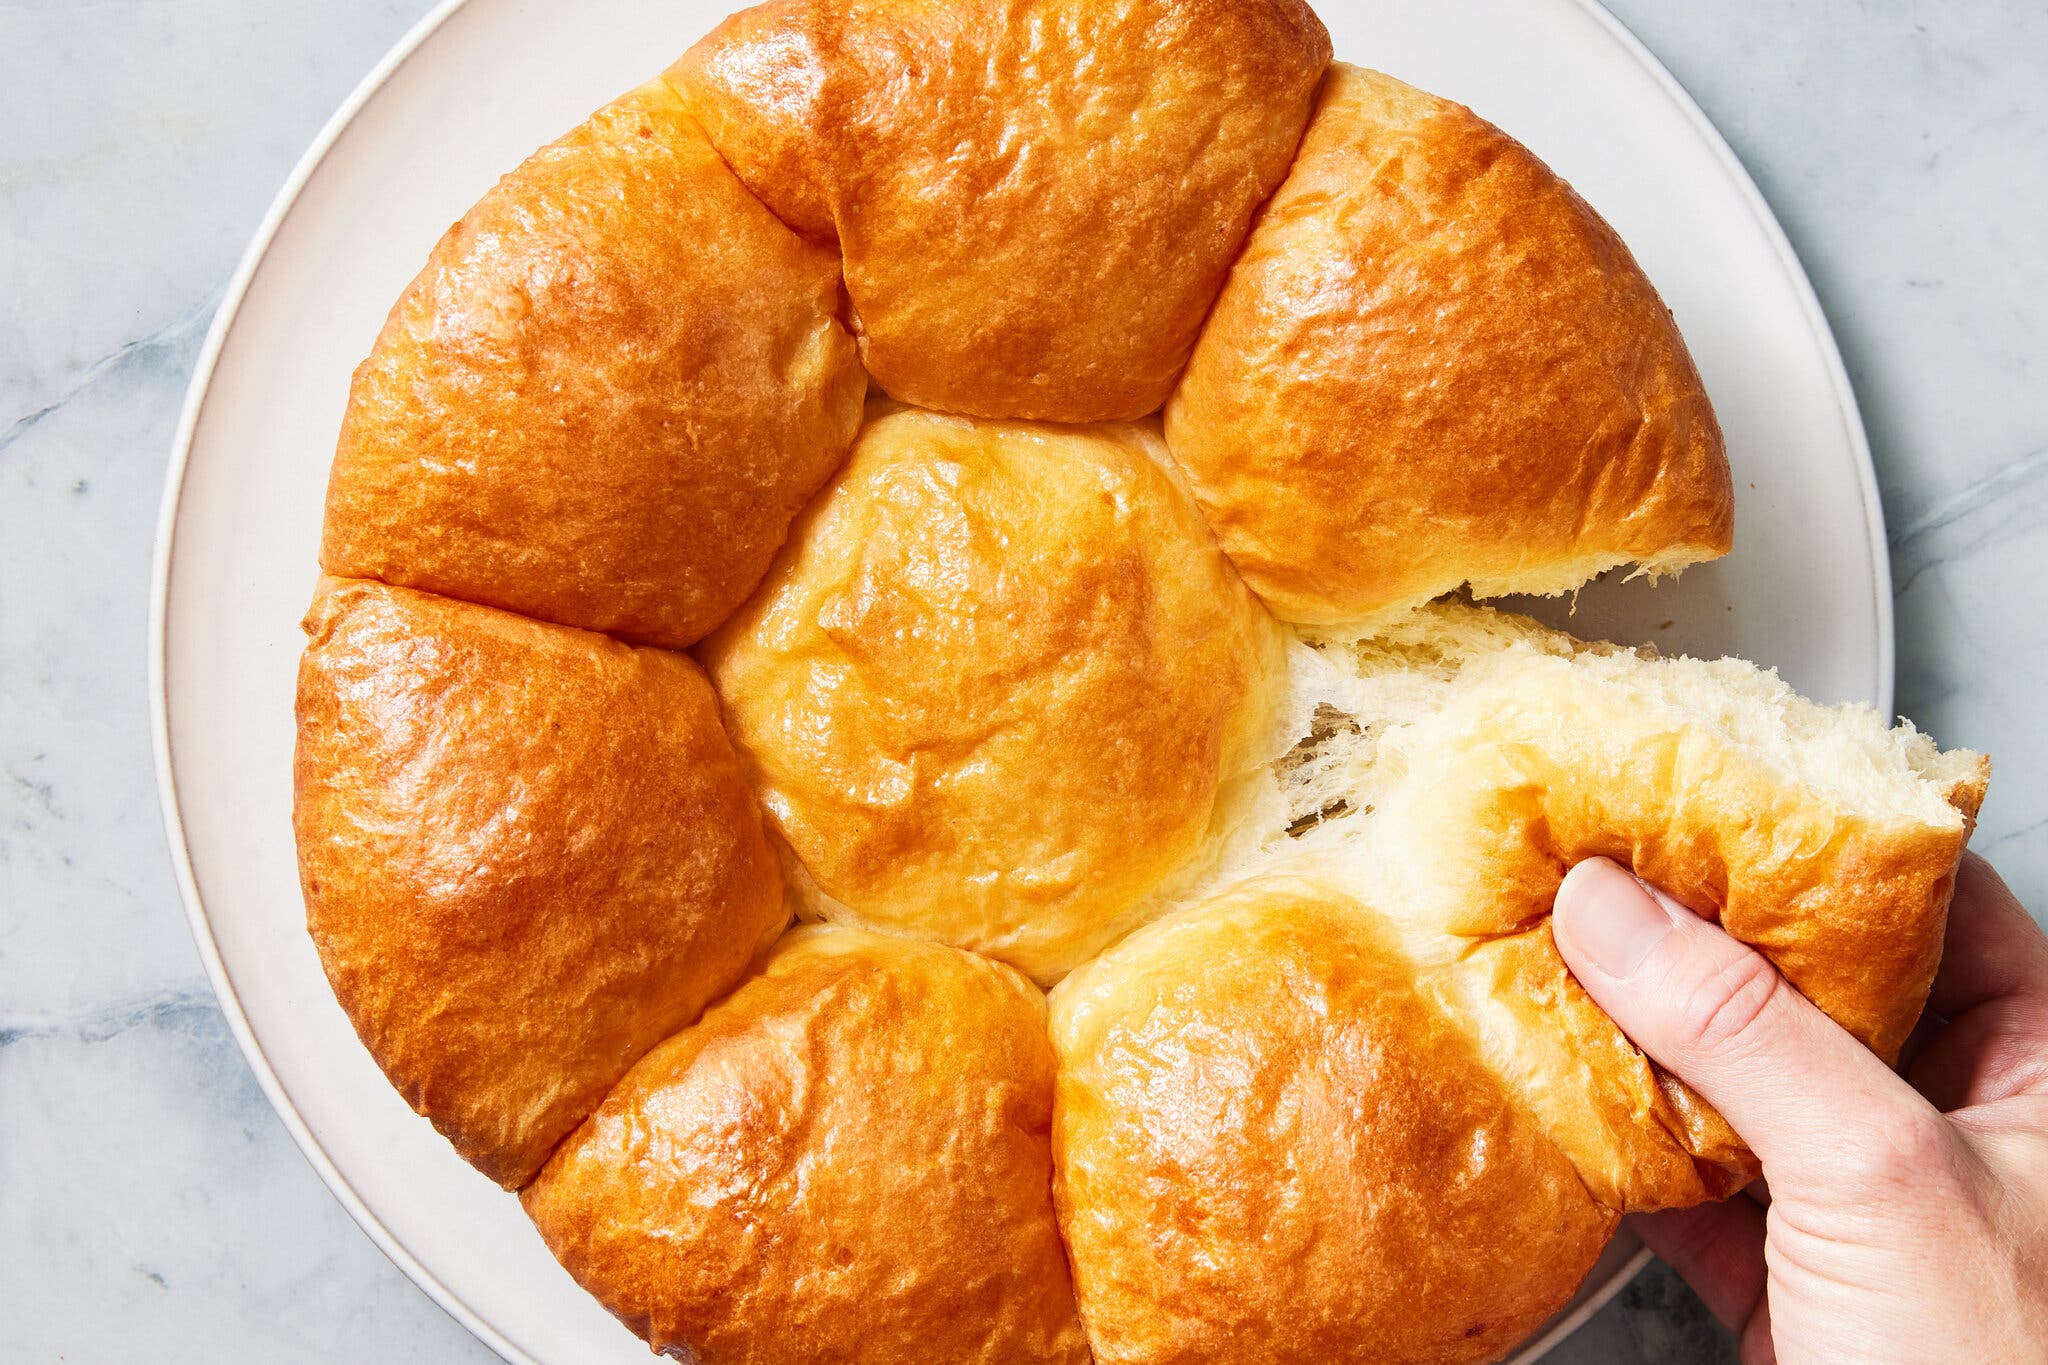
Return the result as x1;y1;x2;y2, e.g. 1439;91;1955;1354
1555;857;1677;979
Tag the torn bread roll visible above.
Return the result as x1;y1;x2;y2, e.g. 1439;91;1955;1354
1048;601;1985;1364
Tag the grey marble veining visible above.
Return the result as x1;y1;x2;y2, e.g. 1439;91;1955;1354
1607;0;2048;911
2;2;2042;1361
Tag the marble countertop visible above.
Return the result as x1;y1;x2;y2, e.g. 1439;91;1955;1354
3;1;2042;1360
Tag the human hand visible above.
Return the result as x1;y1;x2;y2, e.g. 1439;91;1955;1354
1551;852;2048;1364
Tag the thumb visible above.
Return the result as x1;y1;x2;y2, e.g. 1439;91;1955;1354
1552;857;1928;1188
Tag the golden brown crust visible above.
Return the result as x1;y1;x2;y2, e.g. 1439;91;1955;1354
293;577;784;1188
321;79;865;649
1430;923;1757;1210
701;407;1285;982
671;0;1331;422
522;926;1090;1365
1049;881;1617;1365
1165;64;1733;623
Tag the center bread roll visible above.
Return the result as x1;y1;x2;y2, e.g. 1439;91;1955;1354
702;405;1285;983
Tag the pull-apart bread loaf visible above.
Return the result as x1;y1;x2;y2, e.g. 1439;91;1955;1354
291;2;1990;1361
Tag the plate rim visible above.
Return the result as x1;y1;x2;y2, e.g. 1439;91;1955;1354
147;3;534;1360
147;1;1893;1360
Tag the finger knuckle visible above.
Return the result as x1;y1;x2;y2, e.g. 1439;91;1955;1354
1974;1007;2048;1103
1672;946;1783;1061
1831;1112;1953;1193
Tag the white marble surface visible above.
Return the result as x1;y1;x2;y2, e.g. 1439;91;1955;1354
2;1;2042;1360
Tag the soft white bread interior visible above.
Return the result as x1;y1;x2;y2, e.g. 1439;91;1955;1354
1253;602;1983;882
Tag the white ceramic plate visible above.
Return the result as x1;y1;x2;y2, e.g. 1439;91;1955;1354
153;1;1893;1360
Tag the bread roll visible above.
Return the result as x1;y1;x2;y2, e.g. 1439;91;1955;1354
703;407;1285;982
1170;600;1987;1210
1165;65;1734;624
322;79;865;649
671;0;1330;421
522;926;1089;1364
1049;880;1618;1365
293;578;784;1187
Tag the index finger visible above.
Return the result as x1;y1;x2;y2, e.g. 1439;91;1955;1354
1927;853;2048;1019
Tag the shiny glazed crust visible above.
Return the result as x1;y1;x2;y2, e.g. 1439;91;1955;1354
1166;65;1734;623
321;79;865;649
289;4;1990;1361
521;927;1090;1364
671;0;1331;422
702;407;1285;982
293;578;784;1187
1049;882;1619;1364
